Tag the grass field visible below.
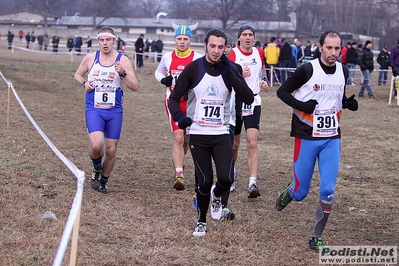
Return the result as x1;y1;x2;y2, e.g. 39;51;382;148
0;40;398;266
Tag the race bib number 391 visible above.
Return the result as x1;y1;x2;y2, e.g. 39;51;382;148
312;108;339;137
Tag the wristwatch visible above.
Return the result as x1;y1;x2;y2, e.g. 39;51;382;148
120;70;127;78
81;80;86;87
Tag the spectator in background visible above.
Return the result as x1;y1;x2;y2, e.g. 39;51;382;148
340;42;351;65
7;31;14;49
312;42;321;59
43;34;49;51
52;35;59;53
295;39;304;67
18;30;23;42
377;46;390;86
25;32;31;49
276;38;283;48
356;44;364;84
264;36;280;85
150;39;157;62
291;40;298;68
116;37;125;53
37;35;44;50
389;39;399;98
86;36;92;53
311;41;318;57
279;40;293;83
303;41;312;64
135;34;145;68
346;42;358;86
144;38;150;60
358;40;375;98
31;33;36;49
155;35;164;62
75;35;83;55
67;35;75;52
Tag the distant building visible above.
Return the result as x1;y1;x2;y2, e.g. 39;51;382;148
0;11;297;44
0;11;379;49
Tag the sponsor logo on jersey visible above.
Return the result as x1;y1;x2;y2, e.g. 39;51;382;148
313;84;321;91
92;70;100;76
207;85;218;96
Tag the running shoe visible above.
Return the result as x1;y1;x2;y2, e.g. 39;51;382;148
192;222;207;237
210;185;222;220
248;183;261;198
173;172;185;190
98;183;109;194
309;237;324;251
90;168;102;191
276;182;293;211
222;208;235;221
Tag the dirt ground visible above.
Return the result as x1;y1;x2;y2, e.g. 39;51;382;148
0;40;398;266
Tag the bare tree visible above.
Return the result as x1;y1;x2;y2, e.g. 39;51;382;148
275;0;296;21
23;0;69;32
195;0;266;30
135;0;166;18
79;0;131;29
166;0;196;19
296;0;325;35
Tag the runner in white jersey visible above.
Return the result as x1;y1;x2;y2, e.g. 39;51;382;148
168;29;253;237
155;22;202;190
74;26;138;194
275;30;358;251
228;25;269;198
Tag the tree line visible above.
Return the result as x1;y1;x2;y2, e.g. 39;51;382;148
2;0;399;48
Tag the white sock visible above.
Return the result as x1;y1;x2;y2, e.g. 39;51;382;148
249;176;257;186
175;167;183;174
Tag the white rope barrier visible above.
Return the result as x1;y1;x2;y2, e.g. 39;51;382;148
0;71;86;266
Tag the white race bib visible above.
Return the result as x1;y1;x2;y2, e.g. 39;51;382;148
94;87;116;108
198;98;224;126
242;102;254;116
312;108;339;137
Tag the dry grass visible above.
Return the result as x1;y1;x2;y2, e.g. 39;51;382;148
0;41;398;266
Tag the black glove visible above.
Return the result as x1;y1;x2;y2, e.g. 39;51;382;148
161;76;173;87
393;67;397;77
174;111;192;129
346;94;358;111
298;99;318;114
218;54;232;78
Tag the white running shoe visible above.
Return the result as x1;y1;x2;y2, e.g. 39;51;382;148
248;183;261;198
192;222;207;237
210;185;222;220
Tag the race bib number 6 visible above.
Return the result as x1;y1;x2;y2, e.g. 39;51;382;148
94;87;116;108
